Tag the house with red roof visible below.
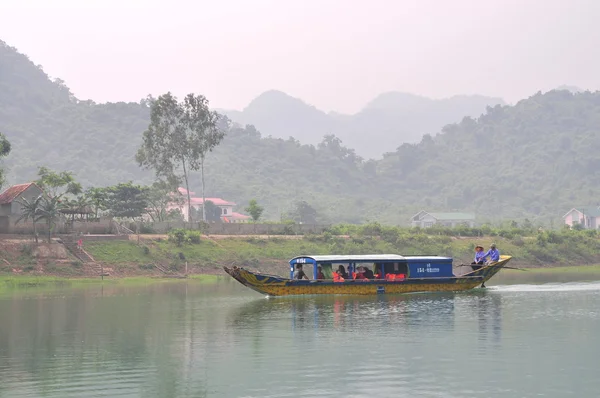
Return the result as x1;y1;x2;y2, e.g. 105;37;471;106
0;182;44;232
174;188;250;223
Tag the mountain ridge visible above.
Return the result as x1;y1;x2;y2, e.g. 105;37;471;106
219;89;506;158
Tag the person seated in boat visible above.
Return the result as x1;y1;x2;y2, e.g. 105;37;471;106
373;264;382;279
316;265;325;280
354;266;367;279
336;265;348;279
482;243;500;264
471;245;485;271
293;264;309;280
363;266;375;279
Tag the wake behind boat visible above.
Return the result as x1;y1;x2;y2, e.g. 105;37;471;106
224;254;512;296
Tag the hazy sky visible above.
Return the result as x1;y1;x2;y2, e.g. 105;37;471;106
1;0;599;113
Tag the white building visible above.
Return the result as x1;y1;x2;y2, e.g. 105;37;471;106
410;211;476;228
174;188;250;223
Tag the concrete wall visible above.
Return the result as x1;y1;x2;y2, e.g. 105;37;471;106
2;217;114;235
411;215;475;228
144;221;329;235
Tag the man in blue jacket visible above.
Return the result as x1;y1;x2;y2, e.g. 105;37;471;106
482;243;500;263
479;243;500;288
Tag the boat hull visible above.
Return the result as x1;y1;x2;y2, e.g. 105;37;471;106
224;256;512;296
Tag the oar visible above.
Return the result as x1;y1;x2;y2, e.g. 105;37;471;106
455;264;528;271
502;266;528;271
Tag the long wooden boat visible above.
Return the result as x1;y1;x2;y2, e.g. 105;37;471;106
224;254;512;296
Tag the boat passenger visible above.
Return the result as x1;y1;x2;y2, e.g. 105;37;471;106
471;245;485;271
354;267;367;279
316;265;325;280
294;264;309;280
337;265;348;279
482;243;500;264
363;266;375;279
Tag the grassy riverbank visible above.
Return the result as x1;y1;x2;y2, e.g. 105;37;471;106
0;274;225;292
2;224;600;278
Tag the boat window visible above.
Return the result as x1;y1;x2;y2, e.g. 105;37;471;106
383;262;408;277
318;263;333;279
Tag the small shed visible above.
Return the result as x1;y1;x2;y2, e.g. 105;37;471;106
410;211;476;228
0;182;45;233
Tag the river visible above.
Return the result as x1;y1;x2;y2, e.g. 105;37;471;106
1;273;599;397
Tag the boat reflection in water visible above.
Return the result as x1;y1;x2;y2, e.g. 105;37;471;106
228;293;458;333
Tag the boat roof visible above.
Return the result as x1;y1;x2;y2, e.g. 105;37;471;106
289;254;452;263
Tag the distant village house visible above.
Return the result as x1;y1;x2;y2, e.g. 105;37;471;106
175;188;250;223
563;206;600;229
0;182;44;233
410;211;476;228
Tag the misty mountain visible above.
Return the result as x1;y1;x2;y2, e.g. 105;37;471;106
220;90;505;159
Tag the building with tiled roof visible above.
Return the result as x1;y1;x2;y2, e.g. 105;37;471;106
174;187;250;223
0;182;44;233
563;206;600;229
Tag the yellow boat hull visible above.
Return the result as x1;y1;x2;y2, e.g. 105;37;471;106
224;256;512;296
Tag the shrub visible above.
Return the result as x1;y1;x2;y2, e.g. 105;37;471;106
282;225;295;235
511;237;525;247
20;244;33;255
71;260;83;268
142;246;150;255
185;230;201;244
168;228;186;246
139;223;156;234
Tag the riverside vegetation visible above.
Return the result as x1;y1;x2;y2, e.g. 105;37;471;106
2;223;600;280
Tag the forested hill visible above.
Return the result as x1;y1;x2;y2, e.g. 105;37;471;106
2;40;600;225
0;40;152;187
221;90;505;159
378;89;600;221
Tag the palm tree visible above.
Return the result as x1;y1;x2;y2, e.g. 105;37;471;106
37;196;64;243
16;195;44;243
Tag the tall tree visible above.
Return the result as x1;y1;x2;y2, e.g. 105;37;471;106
104;182;149;220
288;200;318;224
0;132;11;189
204;200;222;222
37;196;64;243
146;179;183;222
35;166;82;197
137;93;196;222
182;94;226;221
245;199;264;222
85;187;109;219
15;195;43;243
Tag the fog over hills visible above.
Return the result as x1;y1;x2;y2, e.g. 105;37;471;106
220;90;505;159
2;39;600;224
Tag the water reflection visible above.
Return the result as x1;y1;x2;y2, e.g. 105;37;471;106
228;293;458;333
1;280;599;397
473;293;503;346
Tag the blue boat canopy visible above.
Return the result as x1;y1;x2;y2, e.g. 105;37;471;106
289;254;452;263
289;254;455;279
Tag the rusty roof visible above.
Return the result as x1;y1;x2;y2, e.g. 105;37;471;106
0;183;39;205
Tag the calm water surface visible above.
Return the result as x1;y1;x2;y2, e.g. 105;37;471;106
1;274;599;397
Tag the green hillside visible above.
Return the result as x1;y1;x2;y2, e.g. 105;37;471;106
1;40;599;225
